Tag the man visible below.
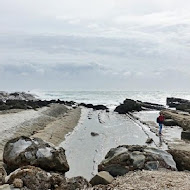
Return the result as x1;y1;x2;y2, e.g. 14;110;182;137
157;113;165;135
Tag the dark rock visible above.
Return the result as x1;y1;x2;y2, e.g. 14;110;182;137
102;164;129;177
163;119;178;126
115;99;142;114
91;132;99;136
167;97;190;108
176;103;190;113
90;171;114;186
98;145;176;177
3;136;69;173
181;130;190;140
146;138;153;144
93;105;108;110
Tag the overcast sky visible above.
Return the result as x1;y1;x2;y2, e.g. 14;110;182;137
0;0;190;91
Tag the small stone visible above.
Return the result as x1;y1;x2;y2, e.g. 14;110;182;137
146;138;153;144
13;178;23;188
91;132;99;136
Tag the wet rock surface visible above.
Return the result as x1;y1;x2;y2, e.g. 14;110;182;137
98;145;176;177
3;136;69;173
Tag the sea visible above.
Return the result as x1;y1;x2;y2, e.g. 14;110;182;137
31;90;190;109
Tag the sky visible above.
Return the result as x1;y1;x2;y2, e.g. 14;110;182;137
0;0;190;91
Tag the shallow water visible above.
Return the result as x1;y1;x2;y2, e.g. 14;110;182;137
60;108;160;180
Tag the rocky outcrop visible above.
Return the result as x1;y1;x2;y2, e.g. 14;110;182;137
137;101;165;110
168;148;190;171
90;171;114;186
115;99;142;114
167;97;190;108
98;145;176;177
3;136;69;173
161;109;190;131
115;99;165;114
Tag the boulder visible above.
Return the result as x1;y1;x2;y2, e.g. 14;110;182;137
163;119;178;126
115;99;142;114
6;166;55;190
167;97;190;108
181;130;190;140
3;136;69;173
90;171;114;186
176;103;190;113
98;145;176;177
162;109;190;131
168;149;190;171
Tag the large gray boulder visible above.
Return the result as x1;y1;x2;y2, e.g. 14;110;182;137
98;145;176;177
3;136;69;173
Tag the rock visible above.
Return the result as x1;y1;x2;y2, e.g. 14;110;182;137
0;184;11;190
91;132;99;136
181;130;190;140
137;101;165;110
93;105;108;111
115;99;142;114
168;149;190;171
3;136;69;173
90;171;114;186
167;97;190;108
55;176;91;190
176;103;190;113
0;166;7;185
145;161;159;170
146;138;153;144
163;119;178;126
79;103;108;111
102;164;129;177
13;178;23;188
98;145;176;176
6;166;52;190
162;109;190;131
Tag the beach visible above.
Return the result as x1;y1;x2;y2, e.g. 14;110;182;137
0;104;81;167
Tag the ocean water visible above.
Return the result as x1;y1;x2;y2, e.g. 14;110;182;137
31;90;190;109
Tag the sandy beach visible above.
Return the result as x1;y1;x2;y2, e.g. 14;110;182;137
0;104;81;167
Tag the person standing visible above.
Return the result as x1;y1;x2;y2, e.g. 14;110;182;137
157;112;165;135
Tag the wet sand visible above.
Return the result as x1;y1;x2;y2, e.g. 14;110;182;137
0;104;81;166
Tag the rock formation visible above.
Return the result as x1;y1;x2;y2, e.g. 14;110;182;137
3;136;69;173
98;145;176;177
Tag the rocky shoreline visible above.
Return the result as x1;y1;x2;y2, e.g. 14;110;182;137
1;92;190;189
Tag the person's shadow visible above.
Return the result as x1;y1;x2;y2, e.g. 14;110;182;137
159;135;163;147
